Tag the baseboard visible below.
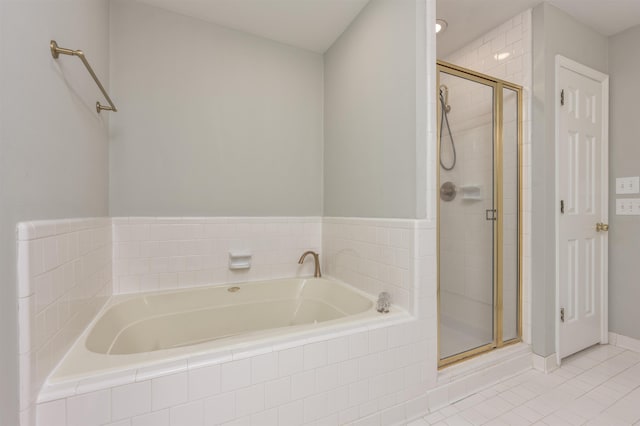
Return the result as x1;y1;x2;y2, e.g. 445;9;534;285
609;332;640;353
532;352;559;373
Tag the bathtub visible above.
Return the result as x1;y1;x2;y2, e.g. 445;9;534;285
40;277;409;401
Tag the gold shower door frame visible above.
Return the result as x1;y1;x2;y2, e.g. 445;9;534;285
436;61;523;368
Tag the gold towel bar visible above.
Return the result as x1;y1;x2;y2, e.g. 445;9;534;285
50;40;117;113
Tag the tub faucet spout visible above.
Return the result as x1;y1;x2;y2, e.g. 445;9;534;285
298;250;321;277
377;292;392;313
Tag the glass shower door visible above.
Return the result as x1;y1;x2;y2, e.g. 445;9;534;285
438;69;496;361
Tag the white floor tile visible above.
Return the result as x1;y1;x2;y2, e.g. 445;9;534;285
403;346;640;426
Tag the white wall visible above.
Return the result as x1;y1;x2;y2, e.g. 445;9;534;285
531;3;608;357
0;1;110;424
323;0;428;219
608;24;640;341
108;0;324;217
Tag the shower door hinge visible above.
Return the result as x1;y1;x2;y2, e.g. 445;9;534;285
560;307;565;323
560;89;565;106
560;200;565;214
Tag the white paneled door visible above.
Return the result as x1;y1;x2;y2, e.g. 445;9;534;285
556;56;609;361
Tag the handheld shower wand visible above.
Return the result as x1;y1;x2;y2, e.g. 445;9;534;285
439;85;456;170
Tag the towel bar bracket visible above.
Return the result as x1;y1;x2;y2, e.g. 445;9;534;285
50;40;117;113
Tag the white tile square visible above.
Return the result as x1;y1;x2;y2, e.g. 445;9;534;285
265;377;291;409
250;408;278;426
37;399;66;426
111;381;151;421
337;359;359;386
189;364;221;400
339;406;359;424
42;237;59;272
303;341;327;370
67;389;111;426
251;352;278;384
349;333;369;358
316;364;338;392
327;337;349;364
221;359;251;392
203;393;236;425
348;379;369;407
152;372;188;411
278;401;304;426
291;370;316;400
304;392;329;423
381;404;405;425
132;409;170;426
278;347;303;376
170;401;204;426
18;296;35;355
235;384;265;417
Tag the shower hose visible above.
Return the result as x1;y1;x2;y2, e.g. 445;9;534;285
439;88;456;170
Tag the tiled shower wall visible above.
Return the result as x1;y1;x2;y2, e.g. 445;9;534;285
17;218;112;425
112;217;322;294
443;9;533;344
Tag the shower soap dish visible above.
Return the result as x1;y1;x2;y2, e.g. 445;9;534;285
461;185;482;200
229;251;252;270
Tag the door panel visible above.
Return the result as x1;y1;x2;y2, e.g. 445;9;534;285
557;58;608;360
438;70;495;360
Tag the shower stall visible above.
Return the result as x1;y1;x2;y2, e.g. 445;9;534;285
437;61;522;367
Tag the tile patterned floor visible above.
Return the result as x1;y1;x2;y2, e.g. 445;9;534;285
408;345;640;426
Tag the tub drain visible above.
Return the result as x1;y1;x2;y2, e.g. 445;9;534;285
227;286;240;293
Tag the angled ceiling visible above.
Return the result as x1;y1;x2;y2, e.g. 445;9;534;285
549;0;640;36
136;0;640;57
437;0;640;57
135;0;370;53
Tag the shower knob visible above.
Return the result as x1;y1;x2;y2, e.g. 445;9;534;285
440;181;457;202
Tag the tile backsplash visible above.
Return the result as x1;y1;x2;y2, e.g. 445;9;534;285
17;218;112;424
112;217;322;294
322;217;418;312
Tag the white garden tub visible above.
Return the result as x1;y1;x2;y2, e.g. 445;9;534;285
41;277;408;400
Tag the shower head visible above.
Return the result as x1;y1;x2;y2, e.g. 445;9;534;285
439;84;451;113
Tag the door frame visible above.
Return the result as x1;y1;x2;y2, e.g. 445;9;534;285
554;55;609;365
436;60;523;367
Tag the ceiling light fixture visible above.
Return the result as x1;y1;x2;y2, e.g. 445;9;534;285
436;19;448;34
493;52;511;61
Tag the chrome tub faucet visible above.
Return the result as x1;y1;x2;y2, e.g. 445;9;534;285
377;292;392;313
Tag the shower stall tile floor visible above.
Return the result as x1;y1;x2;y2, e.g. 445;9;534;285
440;323;493;360
408;344;640;426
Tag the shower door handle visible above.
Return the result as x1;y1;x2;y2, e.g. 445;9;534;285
485;209;497;221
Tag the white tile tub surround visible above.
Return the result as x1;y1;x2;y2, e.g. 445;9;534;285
112;217;322;294
322;217;420;313
34;325;532;426
444;9;533;345
31;216;532;426
17;218;113;425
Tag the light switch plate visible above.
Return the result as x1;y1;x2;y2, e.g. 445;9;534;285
616;176;640;194
616;198;640;215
